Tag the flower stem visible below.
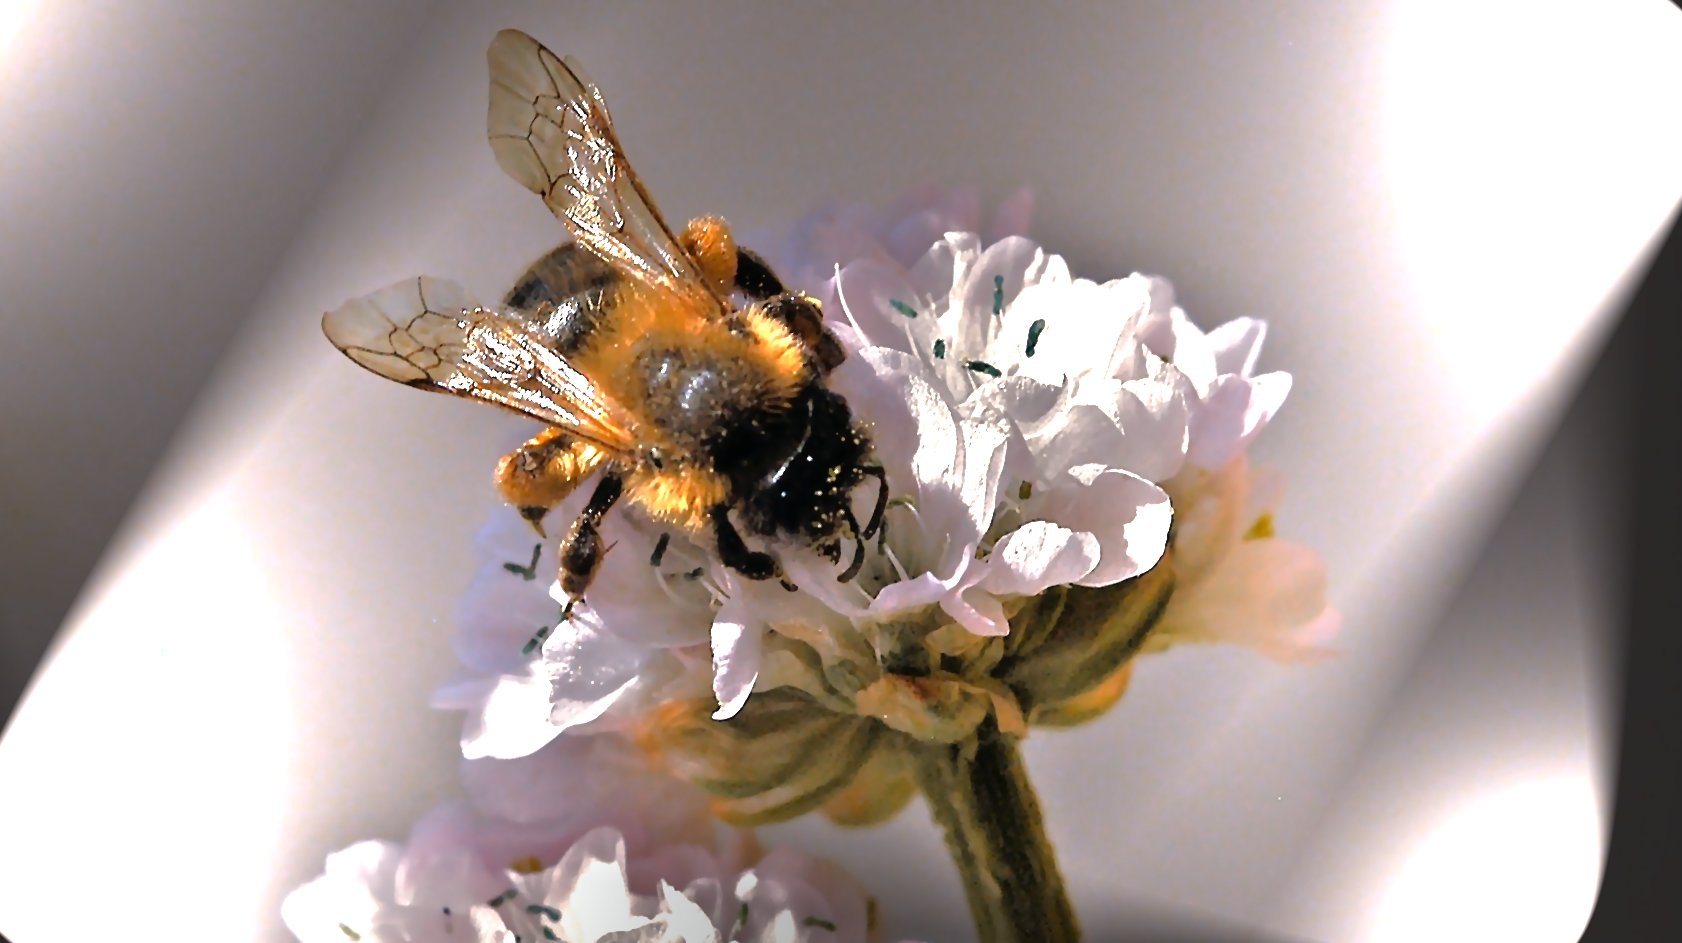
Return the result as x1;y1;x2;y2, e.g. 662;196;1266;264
910;718;1080;943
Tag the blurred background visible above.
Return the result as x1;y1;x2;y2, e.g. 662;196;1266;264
2;2;1678;940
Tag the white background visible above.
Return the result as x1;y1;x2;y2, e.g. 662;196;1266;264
2;2;1679;941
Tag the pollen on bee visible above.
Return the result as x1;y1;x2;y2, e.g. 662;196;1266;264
680;215;738;299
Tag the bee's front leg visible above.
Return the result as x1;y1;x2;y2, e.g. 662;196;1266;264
557;472;624;618
709;505;785;585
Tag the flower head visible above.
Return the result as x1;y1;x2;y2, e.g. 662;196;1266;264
285;731;883;943
283;824;877;943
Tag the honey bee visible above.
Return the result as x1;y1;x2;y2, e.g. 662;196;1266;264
323;29;886;613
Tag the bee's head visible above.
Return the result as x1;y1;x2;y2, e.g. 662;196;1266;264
724;385;881;577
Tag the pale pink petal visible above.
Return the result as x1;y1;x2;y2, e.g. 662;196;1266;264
1037;465;1172;586
1027;405;1127;481
1110;377;1192;483
985;187;1035;243
393;804;512;911
1207;317;1268;377
1163;538;1338;661
711;602;765;720
830;259;922;356
981;521;1101;598
281;841;402;941
1186;371;1293;470
434;671;567;761
744;849;876;943
942;584;1011;637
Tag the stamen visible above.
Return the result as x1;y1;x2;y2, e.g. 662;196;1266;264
338;924;361;941
889;299;919;319
502;543;542;581
1025;318;1047;357
832;263;869;340
521;623;552;656
992;274;1005;315
649;533;670;566
933;338;946;359
963;360;1001;378
882;543;911;583
804;916;839;931
652;563;683;605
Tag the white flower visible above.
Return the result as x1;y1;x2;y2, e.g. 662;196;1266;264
283;822;881;943
749;185;1034;293
439;189;1329;752
778;234;1182;640
1132;277;1294;473
1147;455;1339;662
431;499;719;757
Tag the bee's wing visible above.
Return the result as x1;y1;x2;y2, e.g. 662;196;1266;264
485;29;722;317
322;276;639;456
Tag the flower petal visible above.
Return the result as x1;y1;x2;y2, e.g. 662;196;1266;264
943;578;1011;637
540;608;651;733
981;521;1102;598
434;671;567;760
1186;371;1293;470
829;259;922;356
1207;316;1268;377
1038;465;1172;586
549;826;647;942
711;602;765;720
1157;538;1338;662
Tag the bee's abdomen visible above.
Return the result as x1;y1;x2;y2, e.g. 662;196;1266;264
503;243;618;355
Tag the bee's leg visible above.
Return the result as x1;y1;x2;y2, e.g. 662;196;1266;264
680;215;740;300
495;428;606;536
859;465;889;539
761;294;847;375
709;505;780;582
837;504;867;584
732;246;786;301
557;472;624;618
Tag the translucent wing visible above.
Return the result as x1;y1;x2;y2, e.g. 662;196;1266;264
485;29;722;316
322;276;638;455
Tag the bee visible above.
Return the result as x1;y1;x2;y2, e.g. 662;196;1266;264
322;29;887;614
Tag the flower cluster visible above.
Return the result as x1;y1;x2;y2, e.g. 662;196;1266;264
292;189;1336;942
429;192;1336;828
284;734;882;943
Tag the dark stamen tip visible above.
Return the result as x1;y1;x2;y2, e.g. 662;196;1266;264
1025;318;1047;357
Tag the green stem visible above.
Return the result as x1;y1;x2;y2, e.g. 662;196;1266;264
910;718;1080;943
